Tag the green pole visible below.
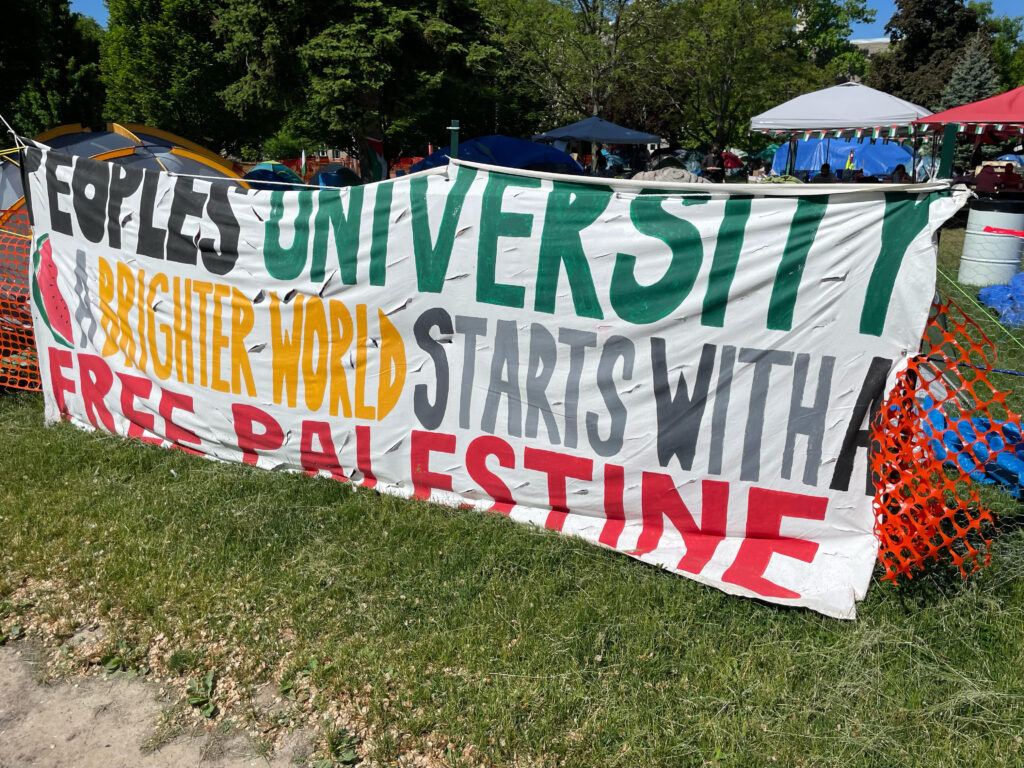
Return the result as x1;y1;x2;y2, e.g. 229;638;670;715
786;137;797;176
937;123;958;179
449;119;460;161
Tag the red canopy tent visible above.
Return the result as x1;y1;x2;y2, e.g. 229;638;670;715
912;86;1024;135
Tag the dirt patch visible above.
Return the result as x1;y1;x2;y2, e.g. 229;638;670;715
0;645;312;768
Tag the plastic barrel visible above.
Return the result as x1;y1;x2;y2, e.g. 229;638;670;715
958;198;1024;287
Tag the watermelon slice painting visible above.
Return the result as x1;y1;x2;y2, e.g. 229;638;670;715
32;235;74;348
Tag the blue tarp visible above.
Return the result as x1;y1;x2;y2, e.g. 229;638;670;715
410;135;584;175
920;396;1024;499
533;116;659;145
979;271;1024;329
772;137;914;178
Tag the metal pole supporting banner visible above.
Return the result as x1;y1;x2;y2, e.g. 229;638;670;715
449;120;460;161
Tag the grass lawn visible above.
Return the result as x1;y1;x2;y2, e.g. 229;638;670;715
2;221;1024;767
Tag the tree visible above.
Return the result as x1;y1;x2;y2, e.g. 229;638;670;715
0;0;105;137
483;0;665;126
102;0;239;152
971;1;1024;89
867;0;983;110
792;0;875;84
640;0;817;148
215;0;531;160
939;33;1001;110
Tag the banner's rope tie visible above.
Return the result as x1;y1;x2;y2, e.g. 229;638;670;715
937;266;1024;355
0;113;24;148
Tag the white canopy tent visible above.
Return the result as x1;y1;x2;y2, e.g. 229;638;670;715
750;82;931;136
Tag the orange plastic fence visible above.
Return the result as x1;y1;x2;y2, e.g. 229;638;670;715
872;297;1018;582
0;207;38;390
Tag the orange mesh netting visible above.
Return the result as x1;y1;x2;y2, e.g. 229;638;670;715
871;296;1019;583
0;207;38;390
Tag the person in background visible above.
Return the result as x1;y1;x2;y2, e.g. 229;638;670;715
975;164;1002;195
812;163;836;183
702;144;724;182
950;165;975;185
999;163;1023;191
748;159;768;182
890;164;911;183
602;146;625;176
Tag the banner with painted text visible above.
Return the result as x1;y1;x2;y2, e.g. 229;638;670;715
23;146;968;618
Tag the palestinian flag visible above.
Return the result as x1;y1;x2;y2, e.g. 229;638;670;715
364;137;387;181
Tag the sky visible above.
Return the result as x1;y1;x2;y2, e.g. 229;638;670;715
71;0;1022;36
851;0;1023;38
70;0;108;26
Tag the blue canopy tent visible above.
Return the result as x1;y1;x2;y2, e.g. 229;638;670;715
532;116;660;145
771;137;914;178
410;135;584;175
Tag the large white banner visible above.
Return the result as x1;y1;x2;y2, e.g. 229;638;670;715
23;146;968;618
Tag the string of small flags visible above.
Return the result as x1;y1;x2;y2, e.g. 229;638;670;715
760;123;1024;140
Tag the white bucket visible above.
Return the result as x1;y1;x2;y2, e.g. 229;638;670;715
958;199;1024;287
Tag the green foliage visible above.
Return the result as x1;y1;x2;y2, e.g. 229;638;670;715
186;670;217;718
102;0;239;152
167;648;200;674
261;129;314;161
99;637;150;676
939;33;1002;110
214;0;532;160
0;0;105;136
644;0;818;148
322;726;361;766
868;0;984;110
0;624;24;645
971;1;1024;89
793;0;875;84
484;0;663;126
488;0;865;150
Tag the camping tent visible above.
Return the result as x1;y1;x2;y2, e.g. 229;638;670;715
0;123;241;215
410;135;584;175
751;82;932;136
771;137;914;177
911;86;1024;133
314;164;363;187
243;162;305;190
533;116;659;145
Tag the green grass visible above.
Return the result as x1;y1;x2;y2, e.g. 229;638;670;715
1;223;1023;766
